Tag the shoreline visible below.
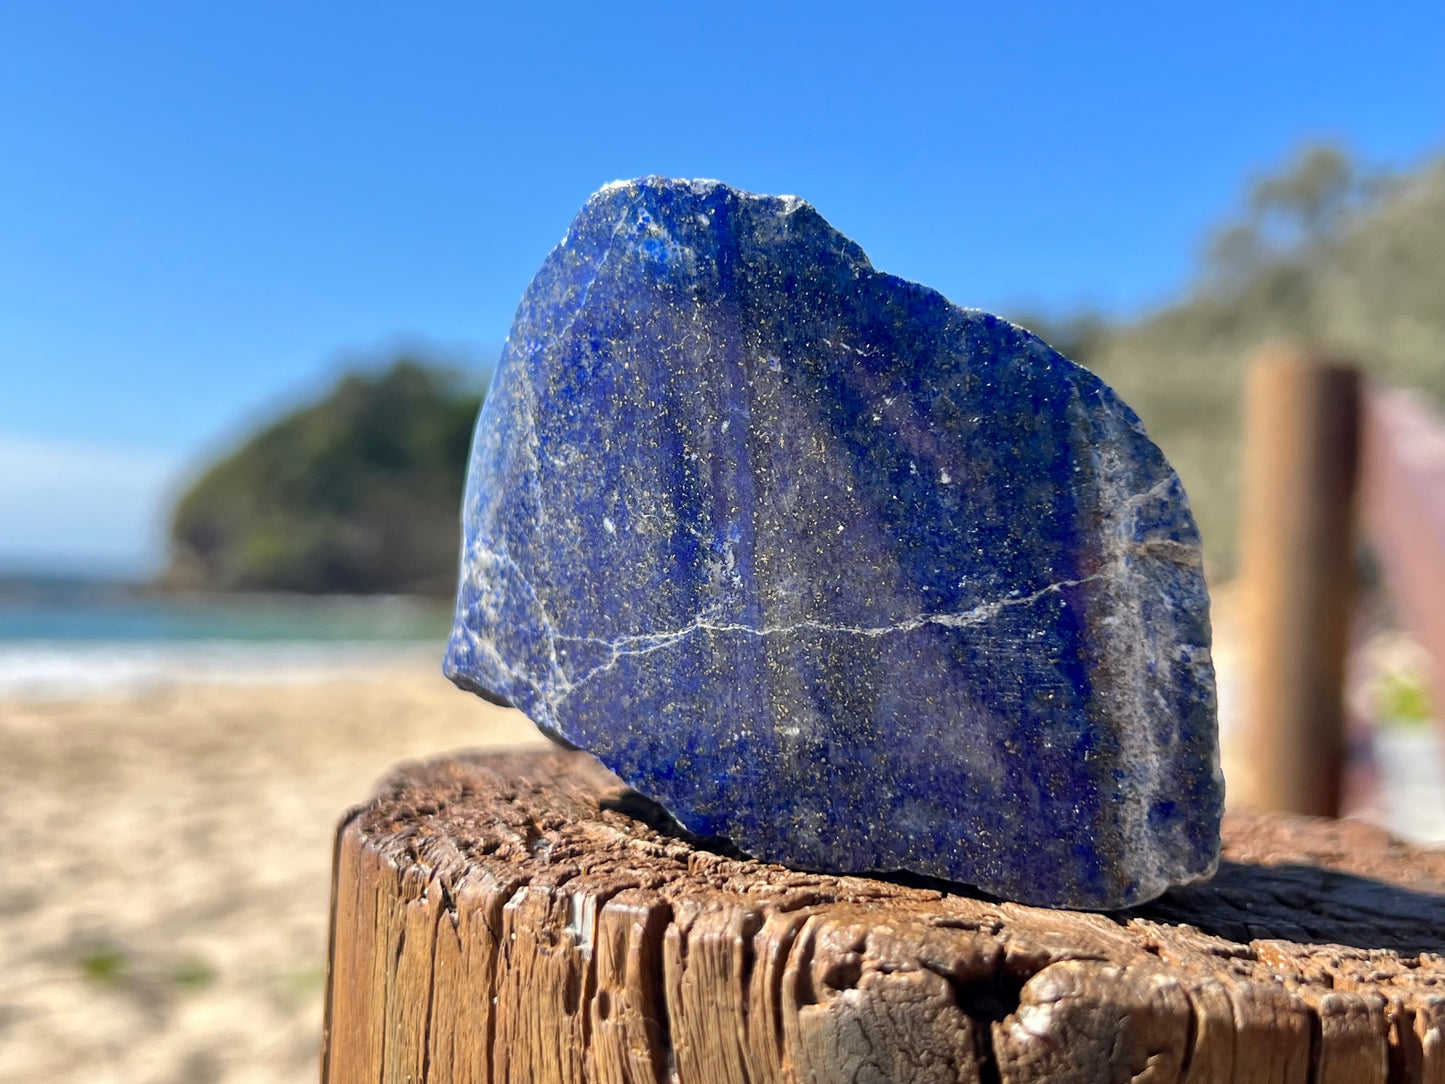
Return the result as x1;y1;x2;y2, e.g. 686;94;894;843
0;638;447;700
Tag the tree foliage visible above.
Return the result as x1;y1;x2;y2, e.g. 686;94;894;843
167;360;483;595
1017;143;1445;574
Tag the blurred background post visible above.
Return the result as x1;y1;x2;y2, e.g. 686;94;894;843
1233;343;1445;821
1236;347;1360;816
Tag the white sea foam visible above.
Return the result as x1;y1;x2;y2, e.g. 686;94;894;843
0;640;441;700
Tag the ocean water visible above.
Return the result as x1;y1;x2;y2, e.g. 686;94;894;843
0;585;451;699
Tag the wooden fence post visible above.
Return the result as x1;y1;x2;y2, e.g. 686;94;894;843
1236;345;1361;817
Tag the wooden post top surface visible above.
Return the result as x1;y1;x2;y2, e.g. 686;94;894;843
324;749;1445;1084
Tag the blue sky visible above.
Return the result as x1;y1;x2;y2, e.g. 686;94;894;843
3;1;1443;574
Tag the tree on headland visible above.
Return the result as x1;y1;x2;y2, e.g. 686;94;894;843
166;359;484;596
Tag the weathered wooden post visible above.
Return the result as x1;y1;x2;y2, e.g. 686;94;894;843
1236;345;1361;816
322;749;1445;1083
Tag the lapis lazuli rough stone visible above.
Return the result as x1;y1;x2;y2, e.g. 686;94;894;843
446;177;1223;909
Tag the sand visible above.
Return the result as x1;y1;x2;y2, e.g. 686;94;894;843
0;658;544;1084
1;626;1439;1082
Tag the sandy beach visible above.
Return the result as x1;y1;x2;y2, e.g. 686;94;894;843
0;655;544;1084
1;622;1439;1083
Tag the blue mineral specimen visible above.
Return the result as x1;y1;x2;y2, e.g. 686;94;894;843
446;177;1223;909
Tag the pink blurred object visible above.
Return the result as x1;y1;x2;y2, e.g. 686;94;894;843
1359;388;1445;755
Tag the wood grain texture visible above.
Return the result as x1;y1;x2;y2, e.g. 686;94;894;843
322;749;1445;1084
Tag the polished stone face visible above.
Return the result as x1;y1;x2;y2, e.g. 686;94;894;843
446;177;1223;909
